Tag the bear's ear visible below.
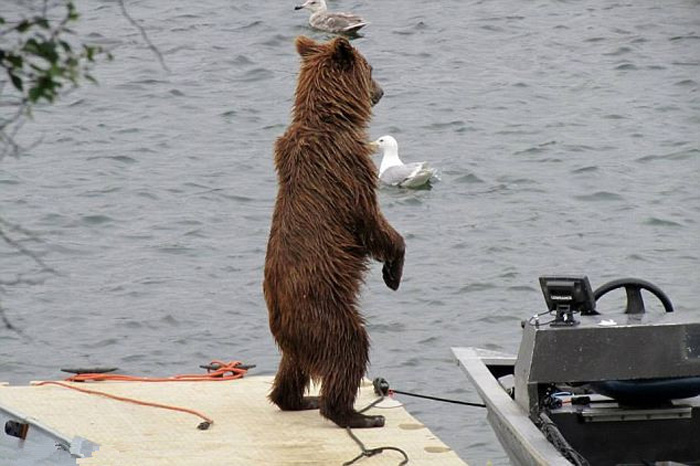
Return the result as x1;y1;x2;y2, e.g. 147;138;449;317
330;37;355;69
296;36;321;59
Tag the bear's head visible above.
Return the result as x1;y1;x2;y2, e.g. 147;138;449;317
292;36;383;126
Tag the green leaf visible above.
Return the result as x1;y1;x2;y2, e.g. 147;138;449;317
48;63;62;78
84;45;95;61
22;38;40;55
28;86;43;103
6;54;23;69
37;41;60;63
67;2;79;21
16;19;32;32
34;76;58;103
9;72;23;91
34;17;50;29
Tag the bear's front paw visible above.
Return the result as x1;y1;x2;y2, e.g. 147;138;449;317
382;262;401;290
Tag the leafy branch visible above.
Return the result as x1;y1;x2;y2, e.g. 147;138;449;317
0;1;108;335
0;1;112;159
1;1;168;335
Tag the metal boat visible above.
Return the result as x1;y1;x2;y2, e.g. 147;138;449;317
453;276;700;466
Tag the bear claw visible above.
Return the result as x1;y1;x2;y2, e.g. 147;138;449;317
326;412;385;428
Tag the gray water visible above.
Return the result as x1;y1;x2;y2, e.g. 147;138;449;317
1;0;699;464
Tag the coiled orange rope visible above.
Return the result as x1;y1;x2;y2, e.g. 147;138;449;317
35;360;250;430
61;359;249;383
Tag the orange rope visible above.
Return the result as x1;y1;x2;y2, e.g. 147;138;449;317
64;359;248;383
34;360;250;430
35;380;215;429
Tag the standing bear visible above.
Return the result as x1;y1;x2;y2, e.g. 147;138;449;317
263;36;405;428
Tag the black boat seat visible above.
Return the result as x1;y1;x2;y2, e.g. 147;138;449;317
590;376;700;405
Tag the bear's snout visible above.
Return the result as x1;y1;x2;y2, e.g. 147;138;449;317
371;79;383;106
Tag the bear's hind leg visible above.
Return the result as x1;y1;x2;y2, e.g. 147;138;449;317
318;332;385;428
320;369;385;428
269;353;319;411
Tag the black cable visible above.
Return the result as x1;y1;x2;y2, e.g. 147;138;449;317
372;377;486;408
390;389;486;408
526;309;557;327
342;397;410;465
357;395;385;413
343;426;409;466
538;412;589;466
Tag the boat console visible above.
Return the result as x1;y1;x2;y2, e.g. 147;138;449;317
514;276;700;465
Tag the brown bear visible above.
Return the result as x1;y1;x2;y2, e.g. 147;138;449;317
263;36;405;429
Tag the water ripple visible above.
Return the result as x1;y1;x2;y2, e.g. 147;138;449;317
82;214;114;225
453;173;484;184
644;217;683;227
574;192;624;202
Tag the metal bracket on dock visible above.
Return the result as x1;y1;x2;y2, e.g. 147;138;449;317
1;404;100;459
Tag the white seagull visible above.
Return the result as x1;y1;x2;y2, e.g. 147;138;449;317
370;135;437;188
294;0;369;34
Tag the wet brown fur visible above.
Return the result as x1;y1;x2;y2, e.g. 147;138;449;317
263;36;405;428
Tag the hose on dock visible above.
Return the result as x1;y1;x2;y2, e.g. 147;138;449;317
35;360;252;430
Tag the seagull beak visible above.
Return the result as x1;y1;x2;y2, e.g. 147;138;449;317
368;141;380;152
294;5;304;10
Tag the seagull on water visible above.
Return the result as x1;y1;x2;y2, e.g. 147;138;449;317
294;0;369;34
370;135;437;188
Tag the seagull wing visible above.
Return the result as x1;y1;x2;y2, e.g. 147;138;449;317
380;163;422;186
342;21;369;33
381;162;435;188
315;13;367;33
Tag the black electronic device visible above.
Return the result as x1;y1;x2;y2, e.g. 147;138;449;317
539;276;597;326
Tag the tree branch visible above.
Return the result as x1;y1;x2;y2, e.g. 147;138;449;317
118;0;170;72
0;299;32;339
0;219;54;337
0;220;56;275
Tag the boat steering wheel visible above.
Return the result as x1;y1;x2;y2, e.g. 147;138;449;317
594;278;674;314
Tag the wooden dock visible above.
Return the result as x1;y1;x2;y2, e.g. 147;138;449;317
0;375;468;465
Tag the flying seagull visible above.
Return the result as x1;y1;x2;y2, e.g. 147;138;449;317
295;0;369;34
370;135;437;188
